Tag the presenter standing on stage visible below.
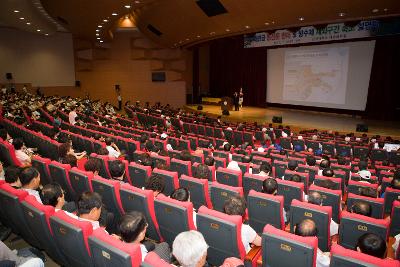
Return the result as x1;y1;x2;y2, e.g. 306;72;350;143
239;88;244;108
233;92;239;111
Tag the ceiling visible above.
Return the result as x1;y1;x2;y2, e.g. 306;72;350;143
1;0;400;47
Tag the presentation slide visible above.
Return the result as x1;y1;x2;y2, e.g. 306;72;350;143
267;41;375;110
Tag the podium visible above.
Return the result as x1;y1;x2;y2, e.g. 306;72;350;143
221;97;233;111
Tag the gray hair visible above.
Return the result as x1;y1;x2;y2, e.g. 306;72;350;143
172;231;208;267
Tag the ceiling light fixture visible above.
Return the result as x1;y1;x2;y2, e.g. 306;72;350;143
19;17;24;20
103;19;108;22
96;33;99;36
245;25;250;29
372;8;379;13
26;22;31;25
383;8;388;12
135;0;140;3
265;22;270;25
100;40;104;43
338;12;346;17
299;17;304;21
210;31;215;35
98;25;102;28
96;29;99;32
186;38;189;41
97;37;100;40
272;21;275;24
124;5;131;9
112;12;118;16
197;35;200;38
14;10;19;13
45;33;49;36
226;29;230;32
36;29;41;32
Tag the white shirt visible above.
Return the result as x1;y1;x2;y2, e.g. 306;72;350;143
106;146;120;158
140;244;148;261
393;234;400;252
330;219;338;236
22;188;42;204
68;111;77;125
68;213;100;230
316;249;330;267
15;149;31;165
241;223;257;253
117;95;122;101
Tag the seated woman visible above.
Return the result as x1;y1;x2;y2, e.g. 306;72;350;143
118;212;171;262
13;138;31;166
58;142;86;164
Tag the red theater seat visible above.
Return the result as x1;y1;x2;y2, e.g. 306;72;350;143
216;167;243;187
179;174;212;209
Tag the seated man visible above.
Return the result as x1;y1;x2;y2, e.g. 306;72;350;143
84;158;102;176
19;167;42;203
172;231;208;267
71;191;103;230
193;163;211;182
145;174;166;198
258;162;272;177
0;241;44;267
223;195;262;253
356;233;386;259
350;201;372;217
170;187;197;227
109;160;126;183
294;219;330;267
307;191;338;236
262;178;287;223
118;211;171;262
40;182;76;213
4;166;22;189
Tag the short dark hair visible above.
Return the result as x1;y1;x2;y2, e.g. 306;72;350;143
357;233;386;259
204;157;215;166
223;143;232;152
287;160;298;171
322;168;334;177
319;159;330;169
0;129;8;141
77;191;102;216
223;195;246;217
318;179;335;190
84;158;102;173
97;147;109;155
390;178;400;190
19;167;39;186
40;183;63;207
12;138;24;150
262;178;277;194
358;161;368;171
109;160;125;178
5;166;21;183
291;174;302;183
194;164;209;180
308;191;322;205
351;201;372;217
259;162;272;174
139;134;148;144
170;187;190;202
180;150;192;161
145;174;165;193
242;155;251;163
60;154;77;167
306;156;316;166
337;157;347;165
294;219;318;237
145;141;154;152
118;212;147;243
359;187;377;198
59;143;72;158
105;138;113;146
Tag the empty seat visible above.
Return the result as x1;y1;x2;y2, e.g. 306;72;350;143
390;200;400;237
49;161;76;201
88;228;141;267
242;173;266;196
308;184;342;223
92;176;124;218
276;179;304;211
196;206;246;266
346;193;384;219
272;160;287;178
370;148;388;161
154;195;196;245
338;211;389;249
290;199;332;252
128;162;152;189
209;182;243;212
247;190;285;233
119;184;162;242
216;167;242;187
330;243;400;267
170;158;192;177
179;174;212;209
258;224;318;267
50;210;94;267
31;155;52;185
384;187;400;214
152;168;179;196
69;167;94;196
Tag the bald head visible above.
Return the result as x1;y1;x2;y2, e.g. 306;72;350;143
295;219;318;237
351;201;372;217
308;191;322;206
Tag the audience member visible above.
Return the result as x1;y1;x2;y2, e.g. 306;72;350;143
4;166;22;189
145;174;166;198
172;231;208;267
19;167;42;203
13;138;31;166
105;138;121;158
307;191;338;236
356;233;386;259
350;201;372;217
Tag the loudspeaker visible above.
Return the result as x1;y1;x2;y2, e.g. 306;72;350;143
5;73;12;80
356;124;368;132
222;110;230;116
115;84;120;91
196;0;228;17
197;105;203;110
75;80;81;87
272;116;282;123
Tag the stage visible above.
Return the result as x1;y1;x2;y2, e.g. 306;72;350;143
184;105;400;137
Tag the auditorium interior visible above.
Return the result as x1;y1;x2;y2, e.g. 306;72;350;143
0;1;400;266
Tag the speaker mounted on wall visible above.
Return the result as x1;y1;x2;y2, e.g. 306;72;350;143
196;0;228;17
152;72;166;82
75;80;81;87
272;116;282;123
115;84;120;91
5;73;12;80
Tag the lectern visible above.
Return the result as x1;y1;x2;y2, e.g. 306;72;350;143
221;97;233;111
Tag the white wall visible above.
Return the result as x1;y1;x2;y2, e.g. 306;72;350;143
0;27;75;86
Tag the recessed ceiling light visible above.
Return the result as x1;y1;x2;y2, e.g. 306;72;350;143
97;37;101;40
338;12;346;17
196;35;200;38
96;29;99;32
186;38;189;41
19;17;24;20
100;40;104;43
383;8;388;12
98;25;102;28
45;33;49;36
372;8;379;13
103;19;108;22
112;12;118;16
14;10;19;13
96;33;99;36
210;32;215;35
272;21;275;24
226;29;230;32
265;22;270;25
135;0;140;3
124;5;131;8
299;17;304;21
245;25;250;29
26;22;31;25
36;29;41;32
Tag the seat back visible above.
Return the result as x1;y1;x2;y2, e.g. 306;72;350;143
170;158;192;177
209;182;243;212
247;190;284;233
353;146;370;159
143;252;173;267
330;244;400;267
338;211;389;249
197;206;245;266
370;149;388;161
90;153;111;179
128;163;152;189
179;175;212;209
214;157;227;169
384;187;400;214
50;210;94;267
308;185;342;223
0;140;21;167
192;162;215;182
49;161;76;201
69;167;94;196
154;195;196;245
297;164;318;184
88;228;141;267
216;167;242;187
314;176;342;191
242;173;267;196
119;184;162;242
150;154;170;168
21;196;67;265
284;170;309;193
152;168;179;196
347;180;379;196
31;155;52;185
92;176;124;218
272;160;287;178
290;199;332;252
346;193;384;219
276;179;304;211
390;201;400;237
261;224;318;267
